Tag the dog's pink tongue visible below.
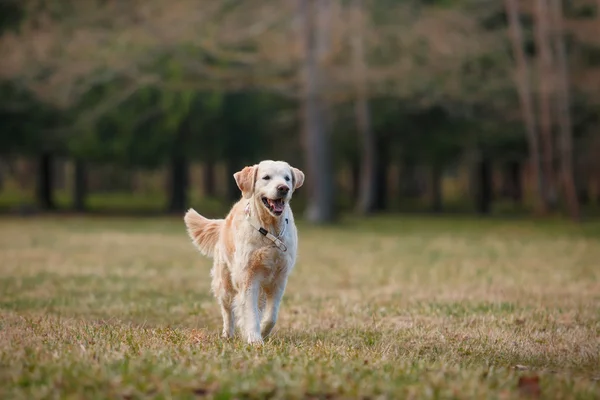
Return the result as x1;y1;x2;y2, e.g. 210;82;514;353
271;200;285;212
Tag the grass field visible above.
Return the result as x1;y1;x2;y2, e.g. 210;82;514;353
0;215;599;399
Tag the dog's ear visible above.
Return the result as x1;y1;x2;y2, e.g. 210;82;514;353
233;165;257;198
291;167;305;190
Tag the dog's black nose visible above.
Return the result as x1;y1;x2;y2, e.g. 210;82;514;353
277;184;290;195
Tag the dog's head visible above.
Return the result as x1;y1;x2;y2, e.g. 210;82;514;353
234;160;304;217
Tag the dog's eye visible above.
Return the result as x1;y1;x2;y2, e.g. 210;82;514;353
285;176;290;182
263;175;271;180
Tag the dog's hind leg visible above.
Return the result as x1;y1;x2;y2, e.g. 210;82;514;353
218;295;235;339
211;260;235;339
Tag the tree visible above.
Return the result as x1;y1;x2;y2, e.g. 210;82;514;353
300;0;335;223
0;0;300;128
72;159;87;212
504;0;548;214
502;160;524;204
219;91;274;201
474;151;493;215
35;152;55;210
534;0;559;209
399;105;465;213
0;81;66;211
167;123;190;213
3;0;595;219
352;0;377;215
549;0;580;221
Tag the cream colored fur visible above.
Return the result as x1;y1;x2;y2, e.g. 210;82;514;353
184;160;305;345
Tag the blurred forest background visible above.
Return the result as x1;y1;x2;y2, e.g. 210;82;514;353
0;0;599;223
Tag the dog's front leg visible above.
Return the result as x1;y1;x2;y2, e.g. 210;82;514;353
236;276;263;345
261;278;287;338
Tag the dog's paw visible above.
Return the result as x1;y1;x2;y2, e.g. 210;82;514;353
221;330;234;340
246;332;264;346
260;321;276;338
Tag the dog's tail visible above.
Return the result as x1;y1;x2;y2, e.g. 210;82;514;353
184;208;223;257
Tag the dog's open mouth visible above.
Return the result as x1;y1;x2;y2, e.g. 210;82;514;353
262;197;285;216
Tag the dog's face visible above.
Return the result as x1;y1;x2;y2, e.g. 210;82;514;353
234;160;305;217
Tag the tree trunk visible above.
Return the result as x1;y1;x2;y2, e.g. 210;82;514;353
534;0;559;209
374;161;388;211
597;172;600;204
399;162;418;199
576;179;590;205
226;159;240;202
549;0;580;221
168;121;191;213
0;159;4;192
374;138;389;211
504;0;548;214
301;0;335;223
168;156;189;213
476;158;493;215
430;164;443;213
36;152;55;211
509;161;523;204
500;161;523;204
203;160;216;198
73;159;87;212
350;159;360;202
405;161;428;199
352;0;377;215
54;159;66;191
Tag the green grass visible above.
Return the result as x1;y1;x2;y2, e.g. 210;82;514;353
0;215;599;399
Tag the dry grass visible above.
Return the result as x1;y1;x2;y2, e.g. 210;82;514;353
0;215;599;399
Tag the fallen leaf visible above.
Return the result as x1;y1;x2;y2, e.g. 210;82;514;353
192;388;208;396
190;382;218;397
518;375;541;398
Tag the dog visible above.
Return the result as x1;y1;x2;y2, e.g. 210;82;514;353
184;160;305;345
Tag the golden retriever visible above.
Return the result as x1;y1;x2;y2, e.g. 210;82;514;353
184;160;305;345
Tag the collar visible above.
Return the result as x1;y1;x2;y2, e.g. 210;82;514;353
244;202;288;252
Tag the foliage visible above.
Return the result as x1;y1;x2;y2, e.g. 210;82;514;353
0;0;598;216
0;83;65;155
